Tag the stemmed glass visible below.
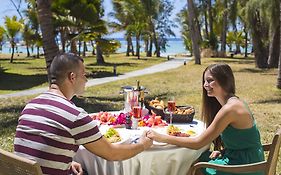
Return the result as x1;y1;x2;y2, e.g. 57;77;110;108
167;97;176;125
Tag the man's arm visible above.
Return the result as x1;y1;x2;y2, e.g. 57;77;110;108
83;131;152;161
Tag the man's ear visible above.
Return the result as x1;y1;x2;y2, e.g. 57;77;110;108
68;72;76;82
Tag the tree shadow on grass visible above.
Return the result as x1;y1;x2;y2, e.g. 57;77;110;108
86;62;137;67
71;96;124;113
87;71;121;78
0;72;47;90
254;98;281;105
85;62;138;78
213;58;255;65
0;105;23;130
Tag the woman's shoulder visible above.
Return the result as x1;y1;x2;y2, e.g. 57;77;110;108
221;98;246;118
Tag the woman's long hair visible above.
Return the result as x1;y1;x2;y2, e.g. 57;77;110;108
201;63;235;151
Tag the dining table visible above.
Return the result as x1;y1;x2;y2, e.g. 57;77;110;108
73;113;209;175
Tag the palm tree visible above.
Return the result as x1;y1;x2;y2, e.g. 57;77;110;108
110;0;134;56
245;1;268;68
36;0;59;83
187;0;201;64
220;0;228;57
4;16;24;63
25;0;42;58
267;0;280;68
177;8;192;55
22;24;33;57
207;0;217;50
277;0;281;89
0;26;5;52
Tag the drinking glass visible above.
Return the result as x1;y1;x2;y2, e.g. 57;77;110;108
132;106;141;129
167;97;176;125
133;106;142;119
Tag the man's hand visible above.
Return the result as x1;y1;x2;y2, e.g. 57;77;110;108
71;161;83;175
146;129;165;143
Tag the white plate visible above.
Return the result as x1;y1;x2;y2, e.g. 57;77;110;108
150;125;198;146
100;127;131;144
173;125;198;137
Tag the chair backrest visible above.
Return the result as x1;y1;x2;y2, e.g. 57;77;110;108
265;128;281;175
0;148;43;175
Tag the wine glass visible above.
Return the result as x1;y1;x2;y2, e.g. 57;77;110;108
167;97;176;125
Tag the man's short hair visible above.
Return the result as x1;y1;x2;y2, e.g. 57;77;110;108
50;53;84;85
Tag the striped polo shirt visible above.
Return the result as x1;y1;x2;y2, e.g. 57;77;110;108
14;91;102;175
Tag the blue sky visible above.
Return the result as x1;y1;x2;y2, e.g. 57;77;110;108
0;0;186;38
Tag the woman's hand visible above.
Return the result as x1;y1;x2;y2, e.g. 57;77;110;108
209;150;222;159
71;161;83;175
146;129;165;143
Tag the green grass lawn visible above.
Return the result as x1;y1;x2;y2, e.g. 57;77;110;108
0;53;165;94
0;55;280;173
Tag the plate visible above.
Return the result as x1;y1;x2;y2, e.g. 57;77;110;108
167;124;198;137
99;126;131;144
150;125;198;146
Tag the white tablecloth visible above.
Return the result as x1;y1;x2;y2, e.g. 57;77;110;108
74;119;209;175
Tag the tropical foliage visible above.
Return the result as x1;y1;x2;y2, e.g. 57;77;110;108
3;16;24;63
0;0;281;88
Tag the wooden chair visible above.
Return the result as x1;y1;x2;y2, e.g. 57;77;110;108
0;148;43;175
190;128;281;175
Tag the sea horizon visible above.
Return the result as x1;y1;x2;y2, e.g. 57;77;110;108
0;38;189;57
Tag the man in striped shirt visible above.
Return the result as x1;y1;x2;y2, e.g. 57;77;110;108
14;53;152;175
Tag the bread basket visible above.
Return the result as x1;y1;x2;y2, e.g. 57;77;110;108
164;105;195;123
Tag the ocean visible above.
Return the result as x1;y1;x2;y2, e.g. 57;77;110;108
0;38;188;56
0;38;251;56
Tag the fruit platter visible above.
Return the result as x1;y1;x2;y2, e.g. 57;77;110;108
90;111;168;128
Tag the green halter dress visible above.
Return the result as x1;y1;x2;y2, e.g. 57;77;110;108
199;103;265;175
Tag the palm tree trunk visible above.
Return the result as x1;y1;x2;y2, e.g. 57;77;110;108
147;36;153;57
203;0;209;39
187;0;201;64
10;44;14;63
251;14;268;68
277;1;281;89
60;27;66;52
26;44;30;57
268;25;280;68
207;0;216;50
96;39;105;64
130;37;135;56
37;0;59;83
83;41;87;57
136;34;140;59
90;40;96;55
37;46;40;58
244;26;248;58
126;34;131;56
220;0;227;57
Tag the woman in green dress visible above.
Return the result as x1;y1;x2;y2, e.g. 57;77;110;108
147;63;264;175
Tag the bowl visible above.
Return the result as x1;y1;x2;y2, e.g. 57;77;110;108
164;105;195;123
